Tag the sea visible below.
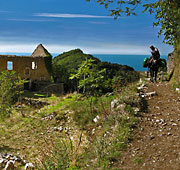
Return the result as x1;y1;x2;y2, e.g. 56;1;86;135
1;52;168;72
93;54;168;71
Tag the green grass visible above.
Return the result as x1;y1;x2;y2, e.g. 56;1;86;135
0;82;142;170
70;83;141;169
23;91;47;98
135;157;143;164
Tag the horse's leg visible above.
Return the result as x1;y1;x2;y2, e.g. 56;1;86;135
147;68;149;78
150;68;154;82
154;68;158;82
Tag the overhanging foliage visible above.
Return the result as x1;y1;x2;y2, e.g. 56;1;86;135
86;0;180;46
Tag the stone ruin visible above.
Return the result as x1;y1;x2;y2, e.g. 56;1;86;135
0;44;64;94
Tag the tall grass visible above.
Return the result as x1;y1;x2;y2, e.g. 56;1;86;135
40;83;141;169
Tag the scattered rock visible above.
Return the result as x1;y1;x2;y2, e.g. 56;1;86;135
24;163;34;170
176;88;180;93
92;128;95;135
22;98;49;108
93;115;100;123
137;84;146;90
4;160;15;170
111;99;119;109
105;92;114;96
0;159;5;168
53;126;63;132
156;119;160;123
133;107;140;112
0;153;33;170
0;159;4;164
162;123;167;126
116;104;126;114
138;78;143;85
117;81;180;169
41;112;57;120
145;91;157;97
150;135;155;140
64;127;69;132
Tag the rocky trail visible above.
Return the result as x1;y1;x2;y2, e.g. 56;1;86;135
115;81;180;170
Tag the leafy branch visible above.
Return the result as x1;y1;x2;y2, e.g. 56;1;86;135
86;0;180;46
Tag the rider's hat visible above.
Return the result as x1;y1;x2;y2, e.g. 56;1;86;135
150;45;155;50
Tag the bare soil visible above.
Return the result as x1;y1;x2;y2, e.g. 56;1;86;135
114;81;180;170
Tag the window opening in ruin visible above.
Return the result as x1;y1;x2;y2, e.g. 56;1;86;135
7;61;13;70
40;77;46;81
32;61;37;69
24;67;30;76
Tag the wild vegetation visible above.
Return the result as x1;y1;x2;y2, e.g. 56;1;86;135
0;0;180;169
86;0;180;87
0;71;25;119
0;82;143;169
52;49;139;92
0;57;141;169
87;0;180;46
44;47;53;75
169;45;180;88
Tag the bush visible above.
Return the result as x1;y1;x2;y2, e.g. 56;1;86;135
0;71;24;118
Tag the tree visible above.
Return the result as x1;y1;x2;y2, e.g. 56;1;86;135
0;71;25;118
86;0;180;46
69;58;106;96
143;0;180;46
70;58;106;117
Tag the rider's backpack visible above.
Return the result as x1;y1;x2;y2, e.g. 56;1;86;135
159;58;166;68
143;57;149;68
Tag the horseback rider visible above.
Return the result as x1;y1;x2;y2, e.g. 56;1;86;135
148;45;160;82
150;45;160;61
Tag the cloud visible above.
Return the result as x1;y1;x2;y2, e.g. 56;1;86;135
0;10;13;13
0;41;173;55
88;21;108;24
34;13;112;19
0;43;79;54
7;18;56;22
83;44;150;55
0;42;149;55
0;43;37;53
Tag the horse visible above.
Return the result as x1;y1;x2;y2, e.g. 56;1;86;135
143;58;166;82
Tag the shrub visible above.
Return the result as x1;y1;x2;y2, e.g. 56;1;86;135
0;70;24;118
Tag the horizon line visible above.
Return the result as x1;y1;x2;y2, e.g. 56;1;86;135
0;51;168;56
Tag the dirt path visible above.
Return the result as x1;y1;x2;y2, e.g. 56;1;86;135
115;82;180;170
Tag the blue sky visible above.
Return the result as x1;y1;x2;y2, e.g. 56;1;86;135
0;0;173;55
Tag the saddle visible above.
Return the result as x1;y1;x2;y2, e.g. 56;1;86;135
149;58;159;68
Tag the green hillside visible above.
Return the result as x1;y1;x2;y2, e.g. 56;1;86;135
52;49;139;92
53;49;100;68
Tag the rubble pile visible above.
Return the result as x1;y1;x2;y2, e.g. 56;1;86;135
0;153;34;170
22;98;49;108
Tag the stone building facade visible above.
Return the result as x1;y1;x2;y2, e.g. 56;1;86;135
0;44;51;90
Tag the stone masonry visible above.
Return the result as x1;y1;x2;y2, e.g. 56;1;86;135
0;44;51;89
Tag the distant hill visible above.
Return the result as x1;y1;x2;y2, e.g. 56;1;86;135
52;49;139;92
53;48;100;69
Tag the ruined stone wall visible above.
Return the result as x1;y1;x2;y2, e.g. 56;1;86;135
0;55;51;82
167;52;174;76
40;83;64;94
